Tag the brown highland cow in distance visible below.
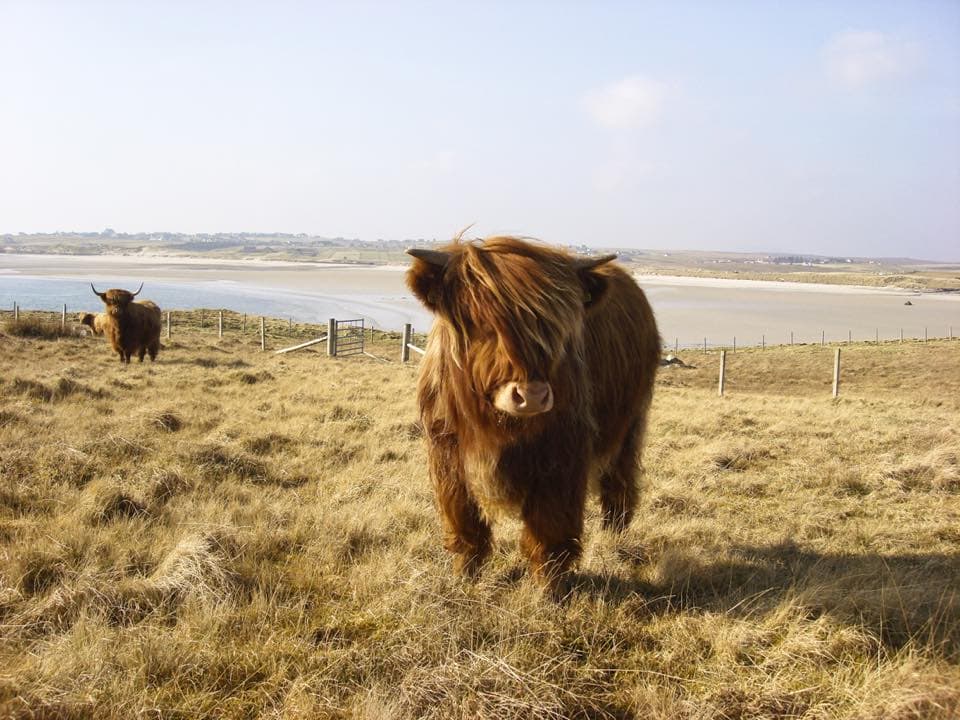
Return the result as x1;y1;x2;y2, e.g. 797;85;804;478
407;236;660;593
91;283;162;363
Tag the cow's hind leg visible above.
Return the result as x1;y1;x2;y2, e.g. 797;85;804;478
138;347;146;362
599;420;643;533
520;473;586;597
430;433;491;577
148;341;159;361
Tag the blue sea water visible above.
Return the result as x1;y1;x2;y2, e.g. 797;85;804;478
0;274;433;332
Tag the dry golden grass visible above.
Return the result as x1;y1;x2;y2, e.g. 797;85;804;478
0;321;958;719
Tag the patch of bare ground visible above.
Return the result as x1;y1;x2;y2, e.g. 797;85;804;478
0;327;958;718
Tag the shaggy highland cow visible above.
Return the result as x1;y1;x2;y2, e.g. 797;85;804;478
91;283;162;363
407;236;660;593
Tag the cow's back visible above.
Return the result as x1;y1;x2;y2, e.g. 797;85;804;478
583;264;660;459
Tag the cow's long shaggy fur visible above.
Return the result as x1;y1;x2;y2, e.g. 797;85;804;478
408;236;660;592
93;289;162;363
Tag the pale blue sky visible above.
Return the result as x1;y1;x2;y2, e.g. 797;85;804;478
1;1;958;260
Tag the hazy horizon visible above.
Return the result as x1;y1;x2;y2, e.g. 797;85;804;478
2;2;958;261
3;227;958;265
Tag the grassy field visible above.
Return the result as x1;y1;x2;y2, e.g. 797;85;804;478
1;318;958;719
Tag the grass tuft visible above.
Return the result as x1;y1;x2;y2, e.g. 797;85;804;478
191;443;268;481
882;449;960;493
145;410;183;433
3;317;73;339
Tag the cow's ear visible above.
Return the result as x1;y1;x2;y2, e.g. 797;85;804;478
406;249;451;314
574;254;616;308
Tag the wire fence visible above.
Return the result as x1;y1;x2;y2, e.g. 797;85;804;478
663;326;954;354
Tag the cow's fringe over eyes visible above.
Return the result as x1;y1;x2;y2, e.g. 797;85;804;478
431;237;586;384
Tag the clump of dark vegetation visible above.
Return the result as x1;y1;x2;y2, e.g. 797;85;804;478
4;318;74;339
88;490;149;525
5;377;107;403
326;404;372;431
234;370;274;385
149;468;191;503
392;420;424;440
882;449;959;493
146;410;183;433
190;443;268;481
243;432;295;455
706;444;773;472
18;552;67;596
0;409;22;428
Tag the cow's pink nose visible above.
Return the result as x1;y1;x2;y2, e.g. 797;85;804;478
494;381;554;416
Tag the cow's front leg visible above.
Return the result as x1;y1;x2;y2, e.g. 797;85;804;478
519;467;587;597
429;432;491;578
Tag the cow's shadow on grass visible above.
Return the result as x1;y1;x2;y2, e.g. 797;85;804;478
570;539;960;656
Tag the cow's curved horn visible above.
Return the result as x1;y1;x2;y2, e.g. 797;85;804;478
131;282;143;296
406;248;451;268
572;253;618;271
91;283;107;300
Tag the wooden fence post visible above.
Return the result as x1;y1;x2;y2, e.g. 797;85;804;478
674;338;678;354
821;330;824;347
260;317;265;351
899;328;903;344
762;334;765;350
703;337;707;354
200;309;204;329
875;328;879;345
718;350;726;397
288;317;293;334
166;311;171;339
924;327;928;343
327;318;336;356
14;303;18;321
242;314;246;333
218;310;223;338
733;336;736;353
401;323;412;362
61;304;66;331
848;330;851;344
791;331;794;346
832;348;841;398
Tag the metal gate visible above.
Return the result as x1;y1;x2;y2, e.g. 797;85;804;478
335;318;365;357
